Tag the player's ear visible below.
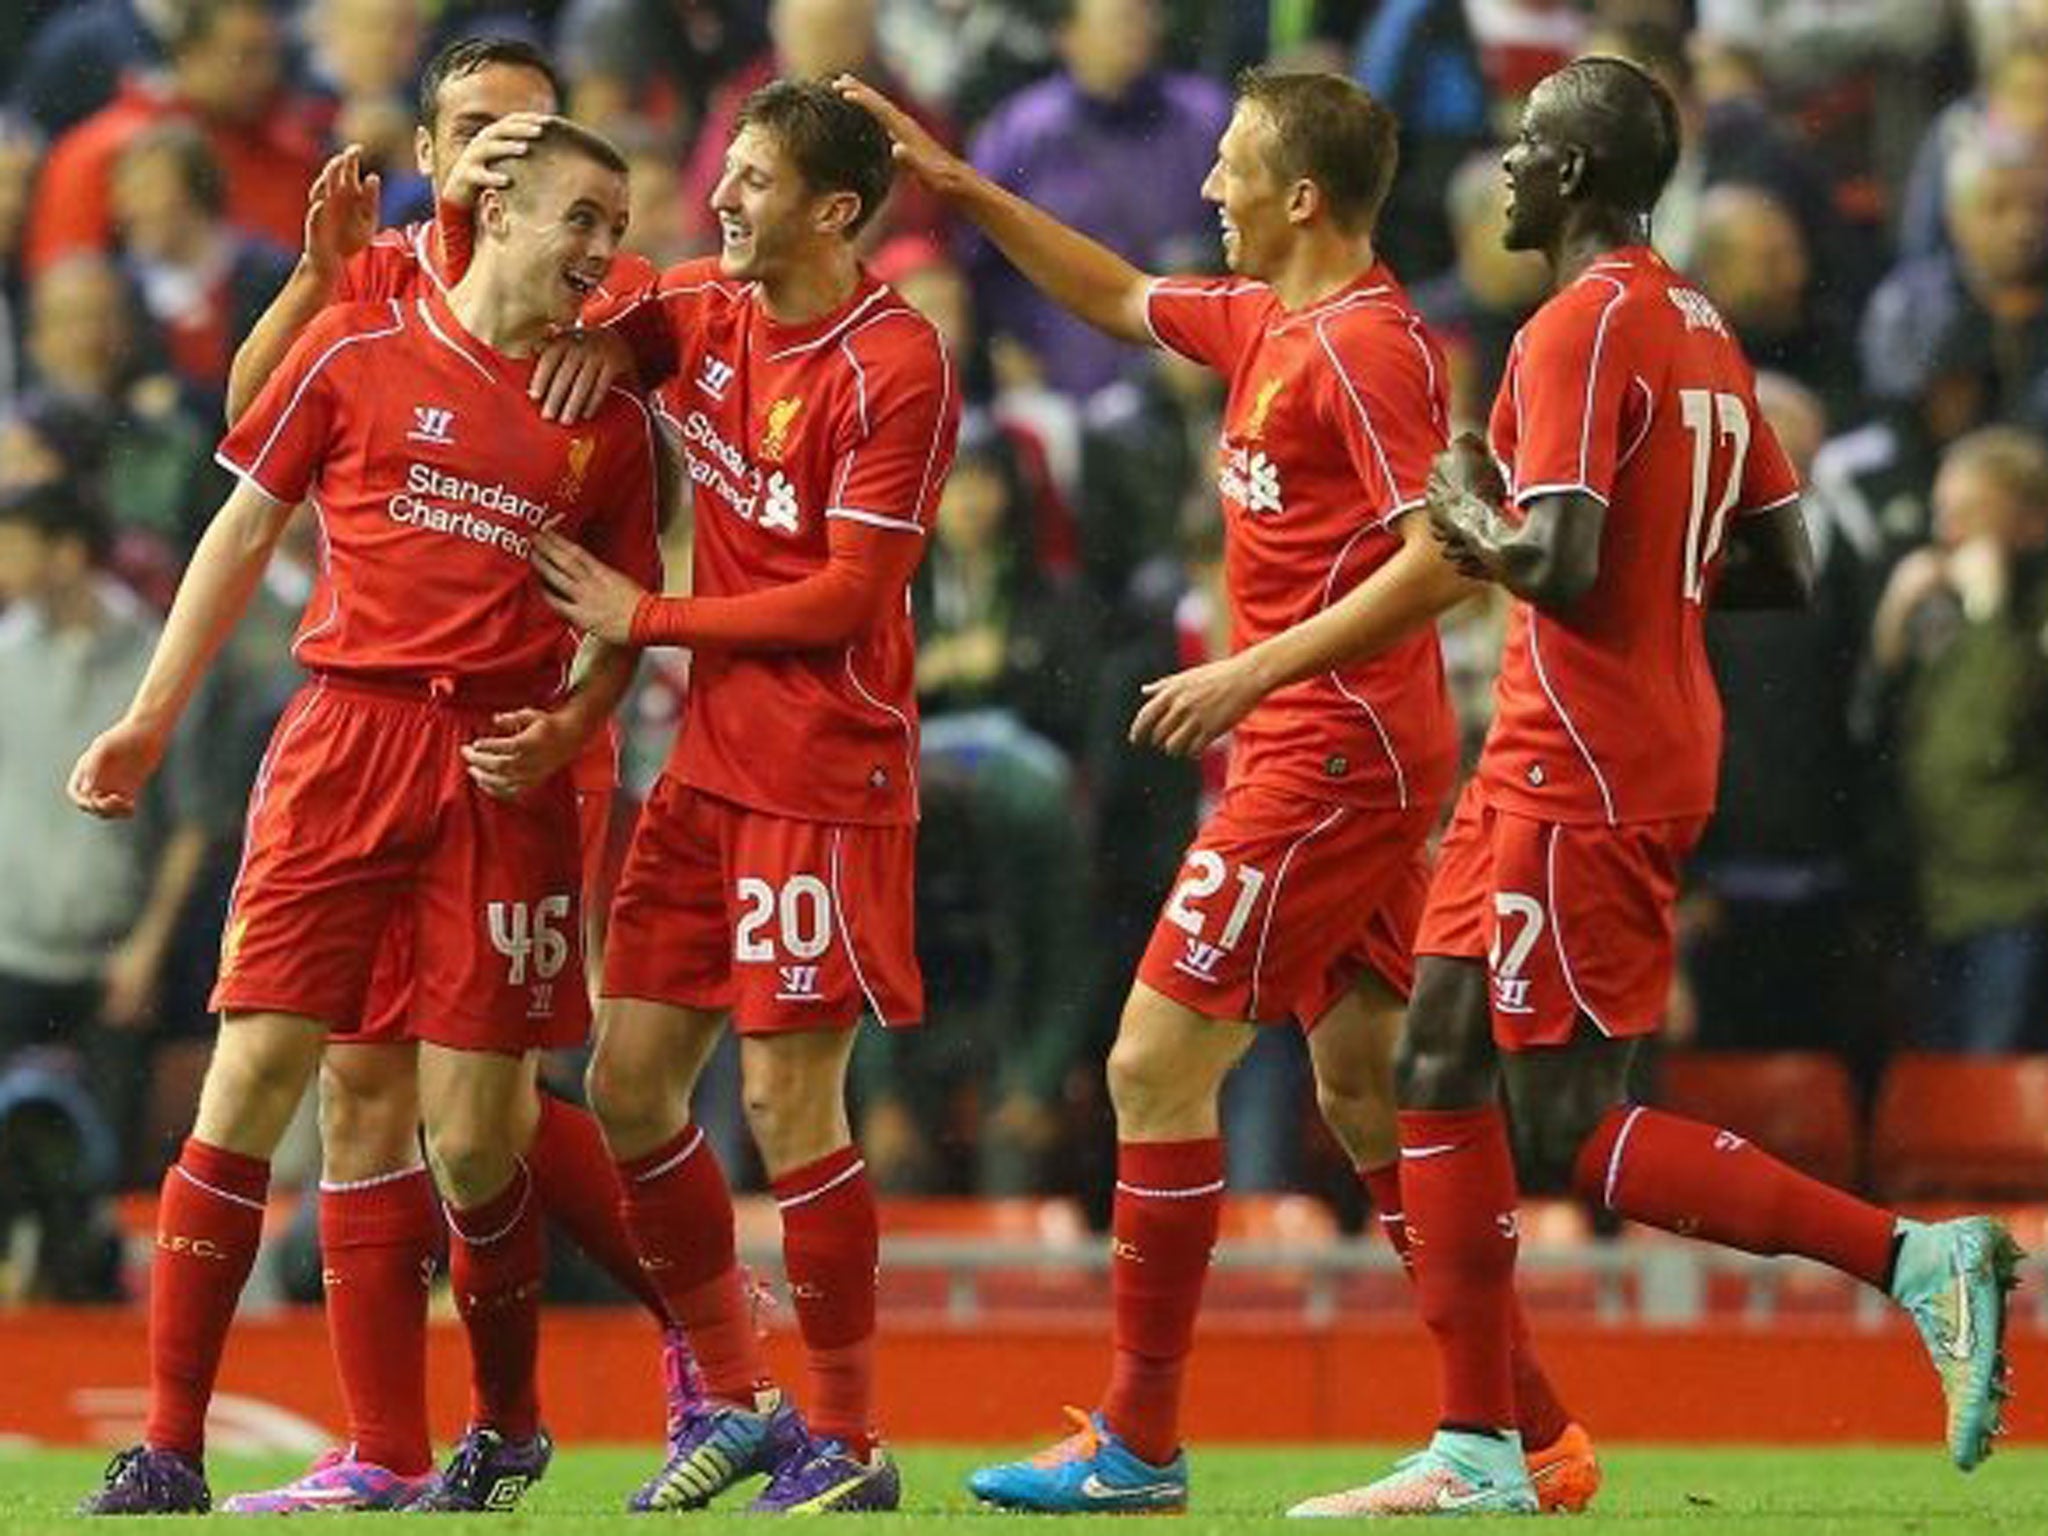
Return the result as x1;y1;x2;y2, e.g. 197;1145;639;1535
478;185;512;241
415;124;435;180
813;188;863;240
1286;176;1317;227
1559;144;1590;199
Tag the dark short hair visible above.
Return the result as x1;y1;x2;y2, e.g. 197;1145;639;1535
1544;55;1682;214
1232;69;1399;235
524;116;629;182
735;79;895;238
0;481;112;564
118;120;226;217
418;36;563;134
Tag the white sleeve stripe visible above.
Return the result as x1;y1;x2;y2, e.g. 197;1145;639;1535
1141;278;1207;363
841;337;871;438
1315;317;1402;513
611;386;664;558
909;339;954;522
211;451;293;506
1740;489;1803;517
1512;480;1610;508
1575;277;1628;487
828;507;925;533
1378;494;1426;528
240;303;402;485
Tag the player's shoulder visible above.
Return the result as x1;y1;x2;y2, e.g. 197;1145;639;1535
1301;279;1441;386
294;298;410;366
838;282;951;382
651;255;747;309
342;223;431;293
1150;274;1274;317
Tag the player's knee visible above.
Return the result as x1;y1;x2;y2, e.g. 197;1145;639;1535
318;1060;419;1174
422;1118;517;1207
1104;1032;1185;1130
585;1043;663;1141
196;1033;317;1149
1315;1073;1394;1162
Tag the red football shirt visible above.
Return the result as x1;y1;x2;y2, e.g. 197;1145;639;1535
1480;245;1801;825
1144;268;1459;813
613;258;958;826
218;290;661;696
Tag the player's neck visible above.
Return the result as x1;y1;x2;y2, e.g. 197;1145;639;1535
1266;229;1379;313
1549;212;1649;287
756;247;862;327
446;265;551;356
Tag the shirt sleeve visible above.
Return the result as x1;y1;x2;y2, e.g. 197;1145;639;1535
1736;393;1803;517
1141;277;1264;373
216;304;376;502
1505;276;1637;508
826;316;960;536
1316;309;1449;526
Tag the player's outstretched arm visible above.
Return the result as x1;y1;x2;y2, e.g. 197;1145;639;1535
1714;499;1815;610
836;75;1156;347
226;146;380;424
1131;512;1476;756
70;481;296;818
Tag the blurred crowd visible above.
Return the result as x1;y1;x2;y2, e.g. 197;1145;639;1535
4;0;2048;1297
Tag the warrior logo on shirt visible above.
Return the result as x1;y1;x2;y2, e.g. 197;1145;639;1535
760;396;804;462
408;405;456;445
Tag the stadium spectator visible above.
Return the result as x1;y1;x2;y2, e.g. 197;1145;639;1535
1688;182;1862;424
676;0;951;255
21;254;219;559
1685;375;1874;1064
1872;425;2048;1052
1412;148;1547;431
965;0;1229;399
11;0;174;139
24;0;324;278
1897;26;2048;263
0;481;207;1179
856;413;1097;1196
0;113;42;412
554;0;766;141
109;122;294;416
300;0;433;224
1348;0;1491;280
1865;118;2048;433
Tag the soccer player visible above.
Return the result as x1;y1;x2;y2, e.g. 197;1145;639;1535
70;117;660;1515
1289;58;2022;1517
836;71;1595;1514
520;79;958;1513
215;39;697;1514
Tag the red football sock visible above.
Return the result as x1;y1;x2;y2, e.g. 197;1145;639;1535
319;1168;439;1475
528;1093;673;1325
147;1139;269;1456
1361;1158;1571;1449
618;1124;766;1404
1576;1105;1895;1286
1101;1138;1224;1466
773;1144;879;1453
1398;1108;1519;1433
445;1161;545;1441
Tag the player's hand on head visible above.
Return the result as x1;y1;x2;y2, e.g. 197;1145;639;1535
68;718;165;820
532;527;645;645
532;327;632;423
1130;655;1263;758
462;707;576;799
304;144;379;281
443;112;547;210
834;76;966;194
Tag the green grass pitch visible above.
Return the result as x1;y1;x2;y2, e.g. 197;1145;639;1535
8;1444;2046;1531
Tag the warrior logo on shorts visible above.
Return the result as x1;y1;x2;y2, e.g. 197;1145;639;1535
776;964;822;1002
1175;936;1227;983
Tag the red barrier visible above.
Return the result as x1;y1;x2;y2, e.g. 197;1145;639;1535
2;1308;2041;1450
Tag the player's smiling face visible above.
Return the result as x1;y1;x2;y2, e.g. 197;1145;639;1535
495;151;629;327
1202;103;1291;277
711;125;820;283
418;62;558;188
1502;86;1573;253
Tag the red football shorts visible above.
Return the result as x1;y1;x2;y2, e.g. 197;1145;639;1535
1136;784;1435;1029
1415;781;1706;1049
215;679;590;1054
602;775;922;1034
348;729;616;1047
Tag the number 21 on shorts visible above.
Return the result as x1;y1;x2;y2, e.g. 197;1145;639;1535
1165;851;1267;980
